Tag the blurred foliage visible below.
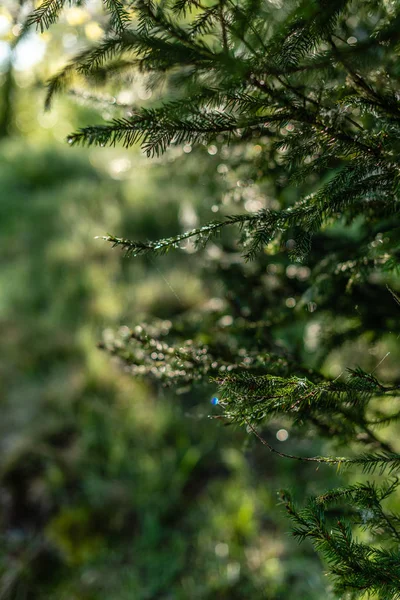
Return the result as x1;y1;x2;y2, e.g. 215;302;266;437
0;136;339;599
0;1;398;599
0;140;339;599
0;11;336;597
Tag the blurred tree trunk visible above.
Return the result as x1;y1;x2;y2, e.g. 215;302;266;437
0;0;28;140
0;56;15;139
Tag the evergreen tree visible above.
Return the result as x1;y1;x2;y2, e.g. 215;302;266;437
24;0;400;596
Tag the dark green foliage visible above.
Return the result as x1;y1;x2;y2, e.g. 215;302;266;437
282;481;400;599
24;0;400;596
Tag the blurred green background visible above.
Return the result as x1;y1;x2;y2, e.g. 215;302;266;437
3;2;396;598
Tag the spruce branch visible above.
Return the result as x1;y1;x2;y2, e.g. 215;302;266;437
245;420;348;467
387;285;400;308
66;108;246;153
281;490;400;598
24;0;131;34
96;222;229;256
24;0;67;33
103;0;131;33
94;162;398;260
